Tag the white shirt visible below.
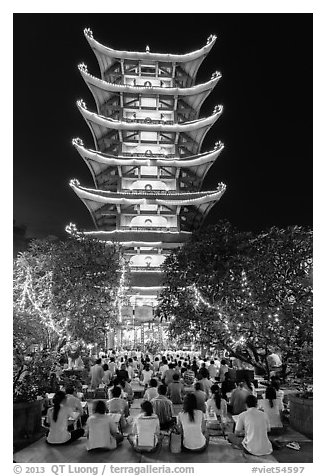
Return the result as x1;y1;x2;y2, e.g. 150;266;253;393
258;399;283;428
178;410;206;450
141;369;153;385
86;414;117;451
46;405;73;444
235;407;273;456
132;414;160;447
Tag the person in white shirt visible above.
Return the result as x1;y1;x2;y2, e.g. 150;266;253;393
85;400;123;451
143;378;159;401
258;386;283;430
46;391;84;445
206;384;228;430
127;401;161;453
140;364;153;386
228;394;273;456
177;393;209;452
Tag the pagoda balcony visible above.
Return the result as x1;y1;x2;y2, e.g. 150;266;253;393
122;118;174;126
121;188;177;194
122;152;175;158
129;266;163;272
120;226;178;232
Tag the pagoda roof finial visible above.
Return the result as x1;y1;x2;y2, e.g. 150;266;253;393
78;63;88;73
77;99;87;110
84;27;93;39
69;178;80;188
72;137;84;147
146;45;150;53
207;34;217;45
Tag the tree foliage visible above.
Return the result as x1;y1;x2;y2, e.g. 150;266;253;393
13;236;125;349
156;221;313;379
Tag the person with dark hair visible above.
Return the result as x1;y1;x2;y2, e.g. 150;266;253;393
271;378;285;405
85;400;123;451
116;363;130;384
163;362;176;386
102;363;112;385
191;359;199;378
193;382;207;413
208;360;218;380
65;385;83;415
128;401;160;452
177;393;209;452
120;379;134;405
107;385;129;430
140;363;153;386
108;357;117;375
258;385;283;430
183;363;195;386
143;378;159;401
167;373;185;404
228;394;273;456
46;391;84;445
206;384;227;430
151;384;175;430
229;381;250;415
198;368;212;398
219;359;229;383
243;376;257;396
90;359;104;389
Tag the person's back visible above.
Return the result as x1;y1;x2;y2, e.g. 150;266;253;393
193;384;207;413
90;360;104;389
183;366;195;386
133;414;160;447
167;376;184;404
208;361;218;379
230;383;249;415
46;404;72;444
178;409;206;450
235;400;272;456
86;413;118;450
151;385;174;429
199;374;212;398
164;364;176;385
259;386;283;429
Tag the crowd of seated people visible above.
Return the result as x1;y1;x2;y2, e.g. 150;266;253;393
44;349;287;456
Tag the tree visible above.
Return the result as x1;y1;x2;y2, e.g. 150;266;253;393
156;221;312;379
14;235;127;350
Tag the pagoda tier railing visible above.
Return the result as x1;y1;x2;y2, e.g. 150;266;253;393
121;189;177;194
122;152;176;158
120;226;178;232
129;266;163;272
122;118;174;125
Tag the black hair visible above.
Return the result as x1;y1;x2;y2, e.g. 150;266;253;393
52;391;66;422
65;385;74;395
141;400;153;416
201;368;209;379
173;373;180;381
183;393;197;422
103;363;109;371
194;382;201;391
168;363;174;369
246;394;257;408
211;384;222;410
265;385;276;408
94;400;106;414
96;358;101;365
149;378;158;387
112;386;122;398
271;379;281;391
221;359;227;366
158;384;167;395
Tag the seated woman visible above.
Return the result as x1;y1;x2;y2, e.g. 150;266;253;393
46;391;84;445
85;400;123;451
206;384;228;431
107;385;130;431
127;401;161;453
258;385;284;433
177;393;209;453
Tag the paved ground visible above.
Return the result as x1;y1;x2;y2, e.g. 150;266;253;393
14;398;313;464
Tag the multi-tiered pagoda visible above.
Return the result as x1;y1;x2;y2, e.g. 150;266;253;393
68;29;226;347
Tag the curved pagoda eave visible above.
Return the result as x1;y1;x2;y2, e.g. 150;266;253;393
79;65;221;115
70;180;226;207
73;139;224;183
77;101;222;155
84;28;217;81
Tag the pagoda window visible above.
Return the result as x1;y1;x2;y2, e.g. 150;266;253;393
144;184;153;191
144;81;152;87
141;65;156;76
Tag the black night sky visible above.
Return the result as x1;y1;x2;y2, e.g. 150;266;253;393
13;13;312;238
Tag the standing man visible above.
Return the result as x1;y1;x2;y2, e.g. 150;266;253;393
90;359;104;389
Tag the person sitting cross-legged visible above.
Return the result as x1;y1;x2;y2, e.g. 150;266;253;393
228;394;273;456
177;393;209;453
151;384;176;430
107;385;129;431
258;385;284;433
167;373;185;404
45;391;85;445
85;400;124;451
127;401;161;453
206;384;227;432
143;378;159;401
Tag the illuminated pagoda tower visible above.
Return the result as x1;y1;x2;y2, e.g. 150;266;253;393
68;28;226;347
